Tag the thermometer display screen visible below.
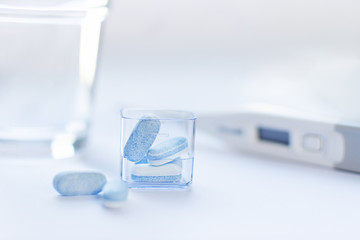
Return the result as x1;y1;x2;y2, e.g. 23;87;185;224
258;127;290;145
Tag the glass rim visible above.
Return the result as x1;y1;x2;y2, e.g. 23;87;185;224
0;0;109;12
120;108;196;121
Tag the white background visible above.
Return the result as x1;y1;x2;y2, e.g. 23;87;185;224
99;0;360;119
2;0;360;239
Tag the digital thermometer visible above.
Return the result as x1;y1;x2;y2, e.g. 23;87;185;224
198;104;360;173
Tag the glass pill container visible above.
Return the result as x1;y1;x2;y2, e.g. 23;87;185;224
120;109;196;189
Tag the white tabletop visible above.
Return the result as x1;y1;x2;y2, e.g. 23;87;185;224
2;71;360;240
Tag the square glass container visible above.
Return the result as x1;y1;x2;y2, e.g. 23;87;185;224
120;109;196;189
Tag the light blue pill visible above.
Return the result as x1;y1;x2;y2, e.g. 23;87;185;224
131;175;181;182
53;171;106;196
131;163;182;183
124;115;160;162
147;137;188;166
102;180;128;208
136;156;148;165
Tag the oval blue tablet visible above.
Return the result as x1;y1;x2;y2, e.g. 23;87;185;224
147;137;188;166
53;171;106;196
131;163;182;183
102;180;129;208
124;115;161;162
136;156;148;164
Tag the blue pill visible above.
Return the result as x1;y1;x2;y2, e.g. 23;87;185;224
131;162;182;183
102;180;129;208
147;137;188;166
136;156;148;164
53;171;106;196
124;115;161;162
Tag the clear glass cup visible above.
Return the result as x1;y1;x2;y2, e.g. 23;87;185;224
120;109;196;189
0;1;108;158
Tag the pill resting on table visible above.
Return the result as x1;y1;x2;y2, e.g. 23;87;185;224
124;115;160;162
101;179;129;208
53;171;106;196
147;136;188;166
